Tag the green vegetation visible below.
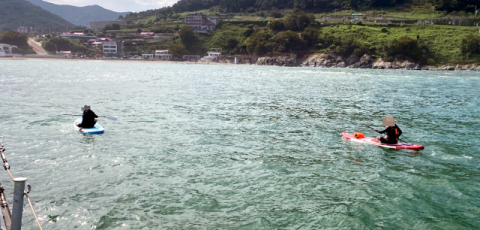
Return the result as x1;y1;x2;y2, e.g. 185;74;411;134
199;18;480;64
98;9;480;64
22;0;480;65
42;36;91;54
461;35;480;58
125;0;479;22
0;0;74;32
103;23;121;31
318;24;480;64
205;23;253;54
0;31;35;54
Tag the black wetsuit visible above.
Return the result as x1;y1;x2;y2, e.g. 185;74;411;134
378;124;402;144
79;110;98;128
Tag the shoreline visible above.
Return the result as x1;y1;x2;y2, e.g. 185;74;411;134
1;56;478;71
0;56;236;66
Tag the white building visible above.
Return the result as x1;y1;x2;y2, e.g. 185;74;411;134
139;32;155;39
17;27;32;34
183;55;201;61
203;48;222;61
185;13;216;32
56;50;72;58
0;43;18;57
103;42;118;55
155;50;173;60
142;54;154;59
209;15;222;26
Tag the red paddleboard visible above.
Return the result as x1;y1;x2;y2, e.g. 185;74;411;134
341;132;424;150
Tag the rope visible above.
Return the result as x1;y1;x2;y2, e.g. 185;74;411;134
0;185;11;224
0;144;43;230
0;150;13;181
25;187;43;230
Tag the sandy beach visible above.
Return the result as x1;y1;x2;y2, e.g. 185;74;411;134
0;56;240;65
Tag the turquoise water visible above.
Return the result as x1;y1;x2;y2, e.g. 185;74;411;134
0;59;479;229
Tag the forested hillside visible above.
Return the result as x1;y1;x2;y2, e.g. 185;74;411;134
126;0;479;20
26;0;129;28
0;0;73;32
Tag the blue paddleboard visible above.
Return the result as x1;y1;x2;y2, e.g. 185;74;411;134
74;118;104;134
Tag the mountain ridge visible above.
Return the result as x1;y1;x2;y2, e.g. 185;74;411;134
0;0;74;32
26;0;129;28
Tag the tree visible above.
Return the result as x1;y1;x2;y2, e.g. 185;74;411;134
104;24;113;31
302;27;319;46
267;20;286;32
0;31;33;54
461;35;480;55
272;30;306;52
370;0;395;7
254;43;270;55
245;31;272;55
168;43;188;58
383;36;429;63
433;0;478;13
226;38;239;50
284;10;312;31
0;31;28;48
112;23;121;30
179;25;196;44
42;37;87;53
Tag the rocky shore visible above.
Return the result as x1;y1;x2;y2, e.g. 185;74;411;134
255;53;480;71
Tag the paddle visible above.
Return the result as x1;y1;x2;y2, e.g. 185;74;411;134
63;114;118;121
365;125;376;132
365;125;406;142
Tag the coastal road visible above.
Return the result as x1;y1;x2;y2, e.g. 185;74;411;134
28;38;49;55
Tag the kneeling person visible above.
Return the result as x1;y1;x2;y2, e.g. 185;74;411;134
77;105;98;131
374;117;402;144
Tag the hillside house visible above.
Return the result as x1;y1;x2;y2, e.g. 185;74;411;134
139;32;155;39
60;32;97;40
17;27;33;33
103;41;121;55
185;13;216;32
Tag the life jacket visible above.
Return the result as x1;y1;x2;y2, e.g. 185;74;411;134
354;132;365;138
386;126;400;141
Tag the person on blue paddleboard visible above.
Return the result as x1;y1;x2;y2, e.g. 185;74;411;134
77;105;98;131
374;117;402;144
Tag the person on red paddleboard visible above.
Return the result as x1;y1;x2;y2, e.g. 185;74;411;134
76;105;98;131
374;117;402;144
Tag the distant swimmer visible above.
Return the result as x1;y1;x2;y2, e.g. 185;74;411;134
76;105;98;131
373;117;402;144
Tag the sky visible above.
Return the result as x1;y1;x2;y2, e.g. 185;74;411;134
43;0;178;13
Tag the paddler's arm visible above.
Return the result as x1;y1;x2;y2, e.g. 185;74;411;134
90;110;98;118
375;127;389;134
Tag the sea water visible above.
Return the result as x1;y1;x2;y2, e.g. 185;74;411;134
0;59;479;229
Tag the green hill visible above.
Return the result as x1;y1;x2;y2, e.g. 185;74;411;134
65;0;480;65
26;0;129;28
0;0;74;32
126;0;479;22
